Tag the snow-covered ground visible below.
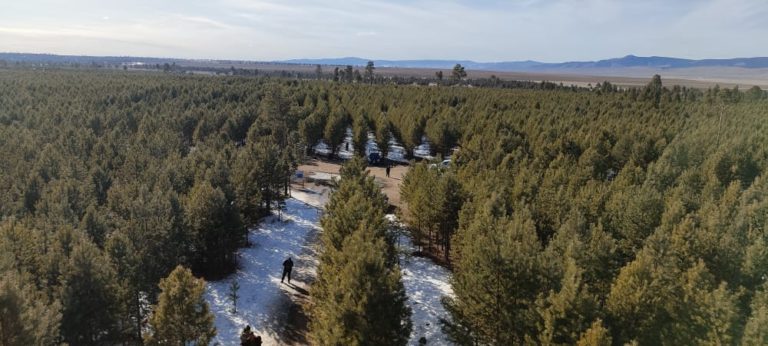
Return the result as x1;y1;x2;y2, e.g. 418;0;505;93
389;215;455;346
205;189;453;345
205;198;321;346
311;128;355;160
413;136;434;161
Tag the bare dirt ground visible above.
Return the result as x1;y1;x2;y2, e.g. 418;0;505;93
296;158;410;209
175;60;768;89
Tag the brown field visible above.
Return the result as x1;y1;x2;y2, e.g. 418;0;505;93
176;60;768;90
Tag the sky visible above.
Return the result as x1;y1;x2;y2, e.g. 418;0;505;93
1;0;766;62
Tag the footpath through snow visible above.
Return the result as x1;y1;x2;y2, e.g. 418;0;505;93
390;215;455;346
205;188;454;345
205;196;322;345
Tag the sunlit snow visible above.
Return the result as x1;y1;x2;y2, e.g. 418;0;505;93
205;189;453;345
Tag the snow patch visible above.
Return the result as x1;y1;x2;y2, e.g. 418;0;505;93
204;195;454;346
205;199;321;345
312;130;432;163
389;215;455;345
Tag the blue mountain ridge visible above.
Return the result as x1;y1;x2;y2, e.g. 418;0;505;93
282;55;768;70
3;53;768;71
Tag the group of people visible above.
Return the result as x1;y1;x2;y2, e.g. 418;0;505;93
240;326;262;346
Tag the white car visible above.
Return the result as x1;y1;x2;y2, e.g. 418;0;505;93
429;159;451;169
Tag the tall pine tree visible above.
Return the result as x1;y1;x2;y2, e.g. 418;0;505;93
310;158;411;345
145;265;216;345
443;206;544;345
60;239;120;345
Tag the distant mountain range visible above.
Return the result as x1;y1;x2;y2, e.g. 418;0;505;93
283;55;768;71
3;52;768;72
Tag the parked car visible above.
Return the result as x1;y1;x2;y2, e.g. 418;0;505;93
429;159;451;169
368;152;381;165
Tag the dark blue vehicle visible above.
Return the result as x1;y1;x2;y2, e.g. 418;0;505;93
368;152;381;165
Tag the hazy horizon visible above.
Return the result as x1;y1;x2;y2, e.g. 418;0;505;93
1;0;767;62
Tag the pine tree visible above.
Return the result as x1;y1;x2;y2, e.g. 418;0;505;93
60;239;120;345
0;272;62;346
374;116;391;160
743;283;768;345
324;110;348;158
451;64;467;81
185;180;240;271
229;279;240;314
321;185;389;259
79;203;109;247
310;158;411;345
233;144;264;224
299;113;326;154
310;224;411;345
436;172;463;262
353;117;369;156
575;319;611;346
605;185;663;258
145;265;216;345
400;163;440;251
607;240;740;345
443;207;543;344
536;257;598;345
667;261;739;345
606;244;676;345
105;231;145;342
253;138;286;214
365;61;375;84
0;274;33;346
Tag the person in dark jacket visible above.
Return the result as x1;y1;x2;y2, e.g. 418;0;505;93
241;326;256;346
281;257;294;284
240;325;262;346
240;326;251;345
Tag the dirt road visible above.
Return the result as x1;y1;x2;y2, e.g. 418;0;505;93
296;158;409;209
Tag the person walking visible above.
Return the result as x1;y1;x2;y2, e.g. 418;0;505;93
281;257;294;284
385;164;391;178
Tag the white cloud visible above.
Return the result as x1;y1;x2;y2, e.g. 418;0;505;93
0;0;766;61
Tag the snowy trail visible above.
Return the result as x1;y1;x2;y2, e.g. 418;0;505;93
205;198;322;346
205;188;453;345
390;215;455;346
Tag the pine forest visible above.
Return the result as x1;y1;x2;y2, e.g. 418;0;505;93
1;68;768;345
